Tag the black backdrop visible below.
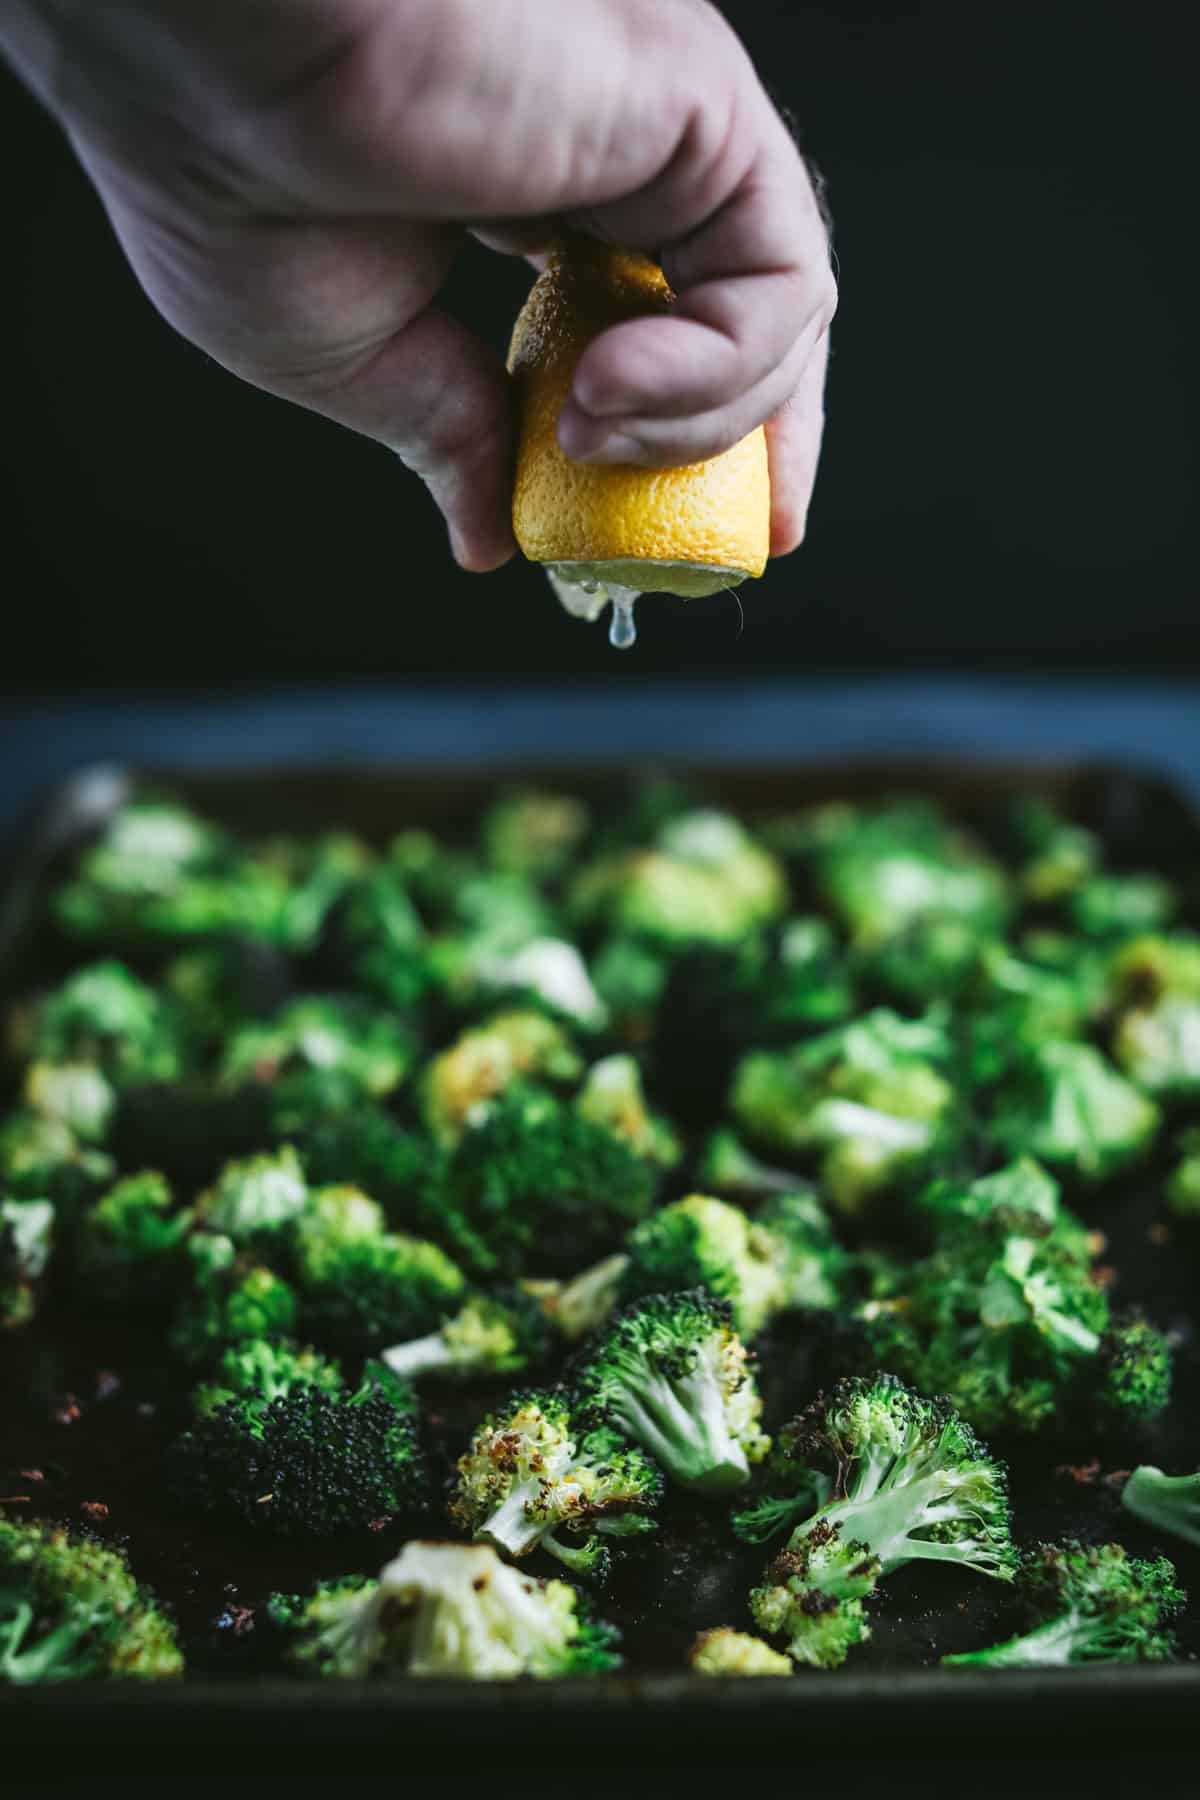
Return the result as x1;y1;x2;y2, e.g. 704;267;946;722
2;1;1195;689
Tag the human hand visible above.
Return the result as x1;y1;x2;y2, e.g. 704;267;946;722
3;0;835;571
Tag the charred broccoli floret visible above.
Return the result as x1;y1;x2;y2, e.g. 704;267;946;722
420;1011;582;1147
292;1192;466;1352
688;1626;792;1676
571;1290;769;1493
449;1389;661;1576
0;1516;182;1681
1122;1466;1200;1548
618;1192;843;1337
167;1353;424;1534
735;1375;1014;1586
1108;933;1200;1098
0;1198;54;1329
269;1542;621;1679
575;1054;680;1167
749;1520;881;1669
73;1171;192;1304
942;1541;1183;1667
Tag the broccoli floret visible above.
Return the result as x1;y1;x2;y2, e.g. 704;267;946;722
575;1055;680;1167
913;1156;1065;1240
293;1195;467;1352
571;1290;769;1493
462;938;608;1029
482;789;590;882
1071;875;1177;939
191;1337;344;1416
0;1198;54;1330
380;1287;553;1383
1008;798;1099;903
74;1171;192;1305
1094;1313;1172;1422
0;1516;182;1681
23;1063;116;1143
0;1109;114;1217
942;1541;1183;1667
808;802;1009;948
695;1130;807;1200
194;1145;308;1244
964;943;1098;1087
291;1103;467;1257
449;1389;662;1575
738;1375;1014;1582
331;863;433;1010
1123;1466;1200;1548
219;997;415;1097
688;1626;793;1677
167;1356;424;1534
31;961;187;1084
731;1009;954;1214
169;1233;298;1364
439;1084;656;1277
857;914;992;1007
990;1041;1159;1179
1108;933;1200;1097
749;1520;881;1669
619;1192;843;1338
1167;1127;1200;1220
162;940;291;1044
420;1011;583;1148
270;1542;621;1679
590;936;671;1042
52;800;226;941
571;810;786;947
522;1253;632;1342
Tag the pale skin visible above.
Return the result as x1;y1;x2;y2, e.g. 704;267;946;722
2;0;836;573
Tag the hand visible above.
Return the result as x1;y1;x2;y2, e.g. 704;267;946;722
3;0;835;571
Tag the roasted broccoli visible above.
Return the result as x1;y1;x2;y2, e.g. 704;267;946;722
1007;797;1099;904
688;1626;793;1676
482;789;590;883
989;1041;1159;1179
194;1145;309;1243
571;809;787;947
219;996;415;1097
695;1129;808;1200
420;1010;582;1147
1122;1465;1200;1548
618;1192;843;1337
167;1350;424;1534
449;1389;661;1576
0;1197;54;1329
942;1541;1183;1667
1072;875;1177;940
1108;933;1200;1097
733;1375;1014;1586
23;1061;116;1143
380;1286;553;1382
0;1108;114;1217
73;1171;192;1304
30;960;187;1084
575;1054;680;1167
292;1190;467;1352
269;1542;621;1679
0;1516;182;1682
749;1520;881;1669
1167;1127;1200;1219
571;1290;769;1493
168;1232;298;1364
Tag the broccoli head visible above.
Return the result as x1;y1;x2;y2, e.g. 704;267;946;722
806;801;1009;948
293;1203;467;1352
219;996;415;1097
0;1516;182;1682
449;1389;662;1576
571;1290;769;1493
73;1171;192;1305
194;1145;309;1243
1108;933;1200;1098
737;1374;1014;1582
168;1232;298;1364
695;1130;808;1201
570;810;786;948
23;1063;116;1144
688;1626;793;1676
989;1041;1159;1180
420;1011;583;1148
1007;797;1099;904
31;960;187;1084
0;1109;114;1218
575;1054;680;1167
749;1519;881;1669
943;1540;1183;1667
270;1542;621;1679
482;788;590;883
1122;1465;1200;1549
0;1198;54;1330
1094;1313;1172;1423
1071;874;1177;940
379;1286;553;1383
1167;1128;1200;1220
167;1355;424;1534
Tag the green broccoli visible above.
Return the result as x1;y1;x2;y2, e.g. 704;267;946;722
270;1542;621;1679
571;1290;769;1493
590;935;671;1041
688;1626;793;1676
570;810;786;947
749;1520;881;1669
73;1171;192;1305
807;801;1009;948
161;940;291;1045
942;1541;1183;1667
457;936;609;1030
449;1389;662;1576
191;1337;344;1416
575;1054;680;1167
731;1008;954;1213
1094;1314;1173;1422
0;1109;115;1217
23;1063;116;1143
290;1102;467;1258
169;1232;298;1364
167;1352;424;1534
1167;1127;1200;1219
379;1286;553;1382
734;1375;1014;1585
695;1130;809;1200
31;961;187;1084
522;1252;632;1343
1;1198;54;1329
219;996;415;1097
193;1145;308;1243
1007;797;1099;903
0;1516;182;1681
420;1011;583;1148
439;1083;657;1277
52;800;227;942
1122;1466;1200;1548
1071;874;1177;939
618;1191;843;1337
293;1190;467;1351
482;789;590;883
331;862;434;1010
964;944;1097;1087
1108;933;1200;1097
989;1041;1159;1179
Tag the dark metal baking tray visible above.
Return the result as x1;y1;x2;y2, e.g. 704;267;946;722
1;756;1198;1765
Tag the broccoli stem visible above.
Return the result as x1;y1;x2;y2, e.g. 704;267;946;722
0;1598;104;1683
812;1471;1005;1576
380;1333;458;1381
478;1481;544;1558
609;1367;749;1493
943;1611;1110;1668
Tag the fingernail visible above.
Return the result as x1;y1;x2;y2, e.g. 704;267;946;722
558;412;645;465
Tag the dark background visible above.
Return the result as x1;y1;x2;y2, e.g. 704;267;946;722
2;1;1195;691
